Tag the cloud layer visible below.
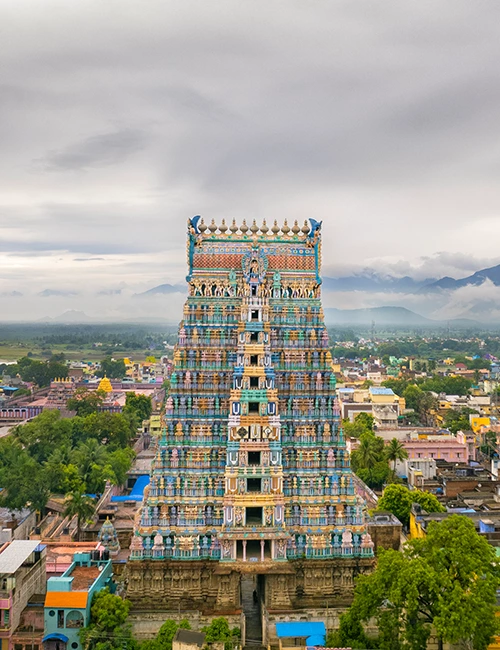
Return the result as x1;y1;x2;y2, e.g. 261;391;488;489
2;1;500;320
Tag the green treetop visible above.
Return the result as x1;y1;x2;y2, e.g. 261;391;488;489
335;515;500;650
376;484;445;527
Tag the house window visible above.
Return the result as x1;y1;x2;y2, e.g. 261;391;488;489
250;376;259;388
249;402;259;414
417;453;421;458
2;609;9;625
250;332;258;342
66;610;84;628
57;609;65;628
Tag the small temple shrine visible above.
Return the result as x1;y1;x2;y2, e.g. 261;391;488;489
126;218;375;634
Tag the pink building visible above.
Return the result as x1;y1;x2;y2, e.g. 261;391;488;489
403;432;468;463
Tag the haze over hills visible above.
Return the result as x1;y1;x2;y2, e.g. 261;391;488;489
5;260;500;324
135;262;500;297
420;263;500;292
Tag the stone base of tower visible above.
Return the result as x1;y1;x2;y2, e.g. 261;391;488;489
125;556;375;627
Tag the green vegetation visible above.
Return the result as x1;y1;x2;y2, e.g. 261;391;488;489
67;387;106;416
63;488;97;540
0;409;136;513
376;484;445;527
80;589;136;650
385;438;408;480
342;412;374;438
202;617;241;649
124;392;153;422
97;356;127;379
330;515;500;650
443;406;477;433
0;322;178;364
2;355;68;387
137;617;240;650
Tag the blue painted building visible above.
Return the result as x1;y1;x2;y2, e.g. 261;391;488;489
43;551;113;650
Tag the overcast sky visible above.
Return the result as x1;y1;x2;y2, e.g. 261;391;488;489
2;0;500;320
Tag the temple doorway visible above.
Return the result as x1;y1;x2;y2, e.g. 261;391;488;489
241;574;264;646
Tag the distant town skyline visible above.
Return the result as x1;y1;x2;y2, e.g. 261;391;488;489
2;1;500;321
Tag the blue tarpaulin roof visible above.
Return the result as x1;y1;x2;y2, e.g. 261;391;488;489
111;475;149;502
275;622;326;646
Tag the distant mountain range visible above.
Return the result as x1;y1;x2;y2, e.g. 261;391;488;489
420;263;500;292
323;306;482;328
133;283;186;297
134;262;500;297
322;274;435;293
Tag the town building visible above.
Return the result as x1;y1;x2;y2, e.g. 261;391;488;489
337;386;404;428
43;551;113;650
0;540;46;650
126;218;375;642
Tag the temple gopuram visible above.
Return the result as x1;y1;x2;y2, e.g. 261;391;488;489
126;218;375;638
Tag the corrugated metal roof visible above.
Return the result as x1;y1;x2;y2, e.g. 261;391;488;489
45;592;88;608
0;540;40;574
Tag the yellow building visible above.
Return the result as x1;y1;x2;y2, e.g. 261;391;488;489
470;416;491;434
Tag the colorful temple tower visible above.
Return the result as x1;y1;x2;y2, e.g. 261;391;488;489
126;218;374;625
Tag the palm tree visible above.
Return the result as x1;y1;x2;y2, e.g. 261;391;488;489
63;489;96;540
356;436;379;471
74;438;108;485
385;437;408;479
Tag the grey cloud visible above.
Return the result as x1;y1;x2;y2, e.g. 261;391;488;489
2;0;500;319
74;257;106;262
0;291;23;297
38;129;149;171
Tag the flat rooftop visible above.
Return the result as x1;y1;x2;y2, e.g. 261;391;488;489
68;565;101;591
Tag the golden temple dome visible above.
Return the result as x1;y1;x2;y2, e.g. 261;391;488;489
98;375;113;393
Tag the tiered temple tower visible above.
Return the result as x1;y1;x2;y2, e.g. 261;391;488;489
126;218;374;624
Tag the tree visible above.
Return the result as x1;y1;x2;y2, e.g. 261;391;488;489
351;433;391;490
342;412;374;438
417;391;438;426
75;412;135;450
376;484;445;527
67;388;105;416
202;617;239;648
80;589;135;650
385;438;408;479
403;384;424;411
444;407;476;434
341;515;500;650
124;392;153;423
13;409;72;463
155;619;191;650
63;488;96;540
0;438;50;513
98;357;126;379
355;434;379;471
419;375;472;396
13;356;68;387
